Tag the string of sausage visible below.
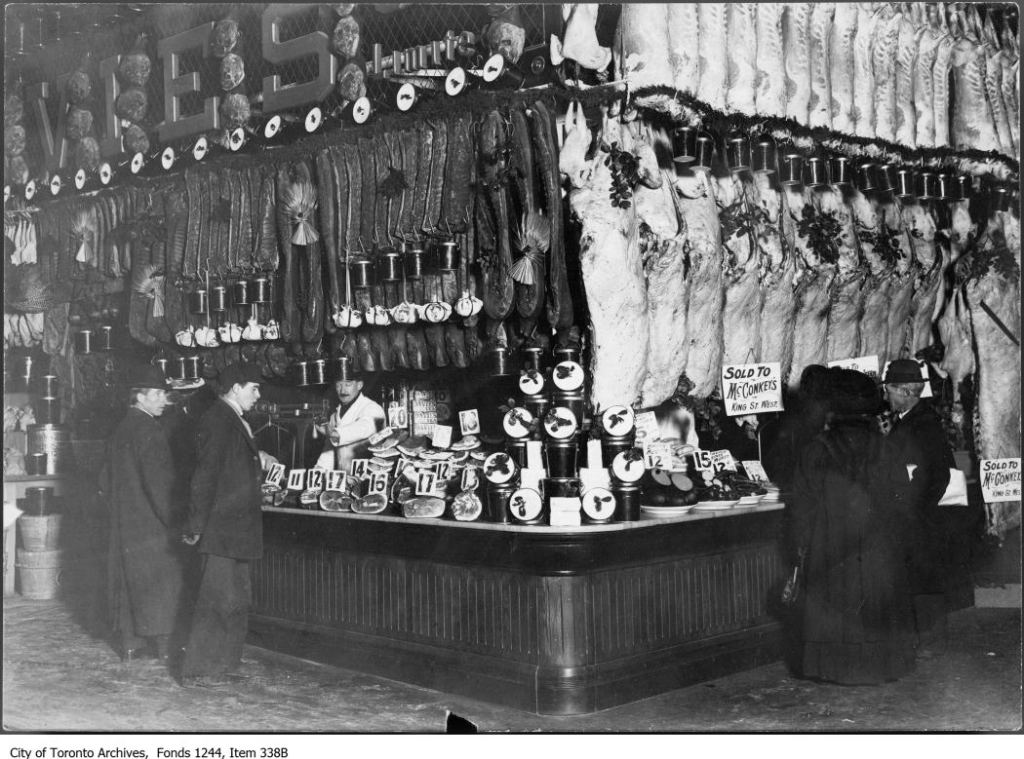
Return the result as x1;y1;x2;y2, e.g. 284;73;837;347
423;119;448;234
480;110;515;321
314;149;340;334
294;160;324;347
274;164;301;350
531;100;573;332
358;136;377;249
510;105;545;330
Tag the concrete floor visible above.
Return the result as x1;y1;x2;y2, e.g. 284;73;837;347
2;597;1021;734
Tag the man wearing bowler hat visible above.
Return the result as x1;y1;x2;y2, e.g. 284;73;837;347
99;364;184;665
180;361;278;687
314;357;385;473
882;358;956;650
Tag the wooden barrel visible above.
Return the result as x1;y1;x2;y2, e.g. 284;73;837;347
17;513;62;551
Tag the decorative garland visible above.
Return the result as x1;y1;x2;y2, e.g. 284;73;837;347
626;84;1020;185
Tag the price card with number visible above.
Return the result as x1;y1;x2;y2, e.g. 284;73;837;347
741;460;769;483
388;403;408;430
264;463;286;488
711;450;737;472
435;461;453;482
458;409;481;436
306;468;326;492
645;441;690;472
634;411;659;445
327;470;348;491
432;424;453;449
692;449;713;471
286;468;307;491
367;471;389;495
415;469;438;496
349;459;371;479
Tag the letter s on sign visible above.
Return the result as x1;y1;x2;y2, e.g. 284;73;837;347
262;4;338;113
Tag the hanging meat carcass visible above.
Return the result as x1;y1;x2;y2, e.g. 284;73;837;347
615;3;672;89
912;3;943;148
851;2;879;139
931;7;956;148
881;195;918;363
782;3;813;125
853;189;894;365
964;208;1021;535
715;172;763;366
822;186;866;363
754;3;787;118
828;1;858;134
893;5;918;148
674;170;725;398
783;185;836;389
998;20;1019;158
904;203;946;357
752;172;798;383
697;4;729;112
668;4;700;98
980;10;1016;158
572;109;648;412
726;4;758;114
872;5;901;143
807;3;834;130
949;6;1001;153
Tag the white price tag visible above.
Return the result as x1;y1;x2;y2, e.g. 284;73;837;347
388;403;408;429
692;449;713;471
741;460;769;483
458;409;481;436
980;458;1021;503
264;463;286;488
306;468;326;492
349;459;371;479
326;470;348;491
415;469;438;496
286;468;307;491
634;411;659;445
711;450;737;472
645;440;690;472
828;355;880;379
367;471;389;495
720;362;783;416
435;461;453;482
432;424;453;449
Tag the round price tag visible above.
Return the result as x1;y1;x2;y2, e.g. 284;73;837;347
581;487;615;520
552;361;585;391
502;407;534;439
509;488;542;522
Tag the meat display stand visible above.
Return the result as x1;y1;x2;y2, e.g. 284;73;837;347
249;503;787;715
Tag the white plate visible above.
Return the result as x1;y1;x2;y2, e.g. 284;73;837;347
693;501;738;511
641;505;693;515
736;495;763;506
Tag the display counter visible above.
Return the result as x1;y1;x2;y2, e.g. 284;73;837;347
249;502;788;715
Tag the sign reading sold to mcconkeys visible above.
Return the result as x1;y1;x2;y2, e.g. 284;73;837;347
979;458;1022;503
721;363;783;417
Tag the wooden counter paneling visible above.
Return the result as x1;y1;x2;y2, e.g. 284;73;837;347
250;507;788;714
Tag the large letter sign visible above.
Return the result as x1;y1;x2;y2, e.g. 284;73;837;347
262;4;337;113
158;22;219;143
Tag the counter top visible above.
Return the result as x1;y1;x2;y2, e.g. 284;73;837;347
263;499;785;534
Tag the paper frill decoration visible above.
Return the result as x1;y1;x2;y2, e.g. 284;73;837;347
283;180;320;245
511;211;551;285
71;210;96;264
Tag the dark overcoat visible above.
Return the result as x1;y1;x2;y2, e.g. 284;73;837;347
186;399;263;560
100;407;184;637
888;400;955;592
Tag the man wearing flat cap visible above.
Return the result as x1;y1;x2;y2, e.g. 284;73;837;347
882;358;956;649
179;361;278;687
99;365;184;665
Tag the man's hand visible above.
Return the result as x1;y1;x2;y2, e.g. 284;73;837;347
182;533;200;546
258;451;280;470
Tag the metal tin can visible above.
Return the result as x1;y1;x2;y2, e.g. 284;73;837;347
544;440;579;478
233;279;250;306
522;393;550;420
26;424;72;476
506;439;528;469
552;390;585;428
37;397;61;425
485;484;515;524
612;484;641;522
75;329;93;354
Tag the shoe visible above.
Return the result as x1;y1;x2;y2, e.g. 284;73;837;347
121;647;158;664
181;675;231;688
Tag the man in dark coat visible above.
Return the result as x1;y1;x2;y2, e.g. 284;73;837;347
100;365;184;663
179;362;277;687
882;358;956;648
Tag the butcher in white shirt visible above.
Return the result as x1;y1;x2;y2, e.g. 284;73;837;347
314;367;386;472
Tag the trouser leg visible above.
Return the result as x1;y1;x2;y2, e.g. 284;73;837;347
180;555;251;678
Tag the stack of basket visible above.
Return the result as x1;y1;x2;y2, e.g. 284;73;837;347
15;487;62;600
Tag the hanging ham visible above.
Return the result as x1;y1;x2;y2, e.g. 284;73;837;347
715;172;763;366
822;186;865;362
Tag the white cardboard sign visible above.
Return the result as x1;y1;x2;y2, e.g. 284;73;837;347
979;458;1021;503
721;363;783;416
432;424;453;449
741;460;769;483
828;355;880;378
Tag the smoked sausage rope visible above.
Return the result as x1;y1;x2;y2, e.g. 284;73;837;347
315;149;341;334
510;105;545;328
441;115;473;233
423;119;448;234
275;164;301;350
413;123;434;234
256;166;279;272
399;129;419;239
358;136;377;248
530;100;574;334
341;142;362;260
374;135;393;246
294;159;325;346
480;110;515;321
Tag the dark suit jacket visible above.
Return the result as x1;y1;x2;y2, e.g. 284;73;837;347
187;399;263;560
100;407;184;633
889;400;955;521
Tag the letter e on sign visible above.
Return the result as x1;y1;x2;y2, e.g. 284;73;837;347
158;23;220;142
